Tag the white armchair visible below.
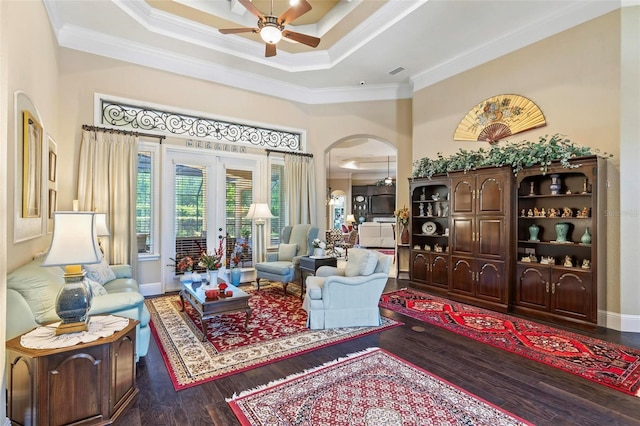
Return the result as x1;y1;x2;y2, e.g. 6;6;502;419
302;248;391;329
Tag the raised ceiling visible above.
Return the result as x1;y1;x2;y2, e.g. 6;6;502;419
44;0;620;105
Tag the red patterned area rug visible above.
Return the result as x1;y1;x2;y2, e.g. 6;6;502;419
227;347;532;426
147;285;401;390
380;288;640;397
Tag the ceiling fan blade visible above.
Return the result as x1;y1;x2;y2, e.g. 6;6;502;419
265;43;277;57
237;0;265;20
219;27;259;34
282;30;320;48
278;0;312;26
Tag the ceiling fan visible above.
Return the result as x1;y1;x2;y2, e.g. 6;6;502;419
219;0;321;57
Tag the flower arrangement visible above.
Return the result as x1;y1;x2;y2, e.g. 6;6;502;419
312;238;326;249
394;205;410;227
198;232;225;271
229;241;249;268
173;256;194;272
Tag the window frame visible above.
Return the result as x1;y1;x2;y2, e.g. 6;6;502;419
137;140;160;260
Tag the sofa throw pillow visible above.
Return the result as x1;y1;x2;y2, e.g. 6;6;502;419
278;243;298;261
344;249;378;277
87;278;108;297
84;256;116;285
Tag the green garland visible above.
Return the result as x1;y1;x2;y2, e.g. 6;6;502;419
412;134;612;179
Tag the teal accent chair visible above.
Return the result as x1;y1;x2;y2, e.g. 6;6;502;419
255;224;318;295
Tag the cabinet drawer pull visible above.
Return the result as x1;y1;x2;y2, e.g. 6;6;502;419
545;282;549;293
552;283;556;294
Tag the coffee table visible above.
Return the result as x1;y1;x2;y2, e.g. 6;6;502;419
179;281;251;341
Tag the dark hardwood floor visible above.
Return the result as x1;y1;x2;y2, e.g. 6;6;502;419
118;278;640;425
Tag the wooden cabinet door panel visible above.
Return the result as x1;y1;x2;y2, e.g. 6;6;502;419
515;265;550;310
477;217;505;259
430;254;449;289
451;178;474;214
476;260;504;302
451;217;474;255
551;270;593;321
411;252;428;283
477;175;506;214
450;257;474;295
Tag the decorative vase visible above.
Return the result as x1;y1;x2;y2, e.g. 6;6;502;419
313;248;325;257
528;224;540;241
230;267;241;286
555;222;570;243
191;271;201;283
580;227;592;245
401;227;410;244
549;174;561;195
181;271;193;282
206;269;218;285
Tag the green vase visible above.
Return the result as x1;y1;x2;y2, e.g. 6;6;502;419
528;224;540;241
580;227;592;244
555;222;570;243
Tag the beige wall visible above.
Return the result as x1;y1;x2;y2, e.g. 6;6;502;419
413;11;627;318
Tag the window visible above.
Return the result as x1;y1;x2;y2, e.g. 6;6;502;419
174;163;208;272
136;141;159;256
270;162;285;246
226;169;253;267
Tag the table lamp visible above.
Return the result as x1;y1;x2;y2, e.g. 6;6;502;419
95;212;110;253
42;211;102;334
346;214;356;230
245;203;274;263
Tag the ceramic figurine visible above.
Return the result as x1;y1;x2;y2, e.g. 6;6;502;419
563;255;573;267
534;207;540;217
427;203;433;216
431;193;440;201
521;209;526;217
527;209;534;217
549;208;558;218
434;243;442;253
562;207;572;218
582;259;591;269
419;202;425;216
541;208;546;217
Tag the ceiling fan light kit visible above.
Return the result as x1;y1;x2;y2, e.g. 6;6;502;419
220;0;320;57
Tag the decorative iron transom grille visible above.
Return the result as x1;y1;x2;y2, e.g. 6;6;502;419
100;99;301;151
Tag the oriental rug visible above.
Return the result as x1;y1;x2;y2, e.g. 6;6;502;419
379;288;640;397
227;347;532;426
147;285;401;390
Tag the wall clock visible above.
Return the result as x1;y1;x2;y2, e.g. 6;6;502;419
355;195;365;202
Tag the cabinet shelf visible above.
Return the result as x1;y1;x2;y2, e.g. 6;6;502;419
519;216;590;220
518;194;591;199
518;239;591;247
516;261;591;271
414;233;449;238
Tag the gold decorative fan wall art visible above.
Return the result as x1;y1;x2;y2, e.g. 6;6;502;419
454;94;546;144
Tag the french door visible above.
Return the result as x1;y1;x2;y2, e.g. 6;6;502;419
161;148;258;292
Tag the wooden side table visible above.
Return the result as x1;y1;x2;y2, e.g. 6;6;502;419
299;256;338;299
396;244;411;279
6;318;139;426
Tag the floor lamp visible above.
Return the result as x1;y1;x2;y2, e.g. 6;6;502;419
245;203;274;263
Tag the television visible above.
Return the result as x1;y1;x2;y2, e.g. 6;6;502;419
370;194;395;215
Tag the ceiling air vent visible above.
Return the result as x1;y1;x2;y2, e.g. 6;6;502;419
388;66;405;76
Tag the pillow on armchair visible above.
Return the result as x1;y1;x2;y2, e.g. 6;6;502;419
278;243;298;261
344;248;378;277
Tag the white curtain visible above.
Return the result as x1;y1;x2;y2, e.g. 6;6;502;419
77;129;138;273
284;154;316;225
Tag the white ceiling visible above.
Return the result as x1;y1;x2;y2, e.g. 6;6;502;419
42;0;622;180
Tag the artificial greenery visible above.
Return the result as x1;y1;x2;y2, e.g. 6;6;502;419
412;134;612;179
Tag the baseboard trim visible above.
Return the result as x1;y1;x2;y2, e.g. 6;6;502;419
139;281;163;297
599;309;640;332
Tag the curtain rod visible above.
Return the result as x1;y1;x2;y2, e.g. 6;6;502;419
82;124;166;141
266;148;313;158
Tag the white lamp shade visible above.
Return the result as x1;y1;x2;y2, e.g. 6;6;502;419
346;214;356;223
245;203;274;220
95;213;110;236
42;212;102;266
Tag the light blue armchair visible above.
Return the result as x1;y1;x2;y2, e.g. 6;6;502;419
302;248;391;329
255;224;319;295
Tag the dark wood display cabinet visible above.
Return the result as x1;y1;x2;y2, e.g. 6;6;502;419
409;178;451;294
513;156;606;330
449;168;512;312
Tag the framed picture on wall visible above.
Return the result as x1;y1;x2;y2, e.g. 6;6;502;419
49;189;57;219
48;150;56;182
22;110;43;218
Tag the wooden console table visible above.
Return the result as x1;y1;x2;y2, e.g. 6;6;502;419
6;318;139;426
299;256;338;299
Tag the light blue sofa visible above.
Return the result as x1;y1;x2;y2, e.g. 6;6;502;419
302;248;391;329
6;258;150;360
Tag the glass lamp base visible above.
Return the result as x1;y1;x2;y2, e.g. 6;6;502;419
55;272;93;335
